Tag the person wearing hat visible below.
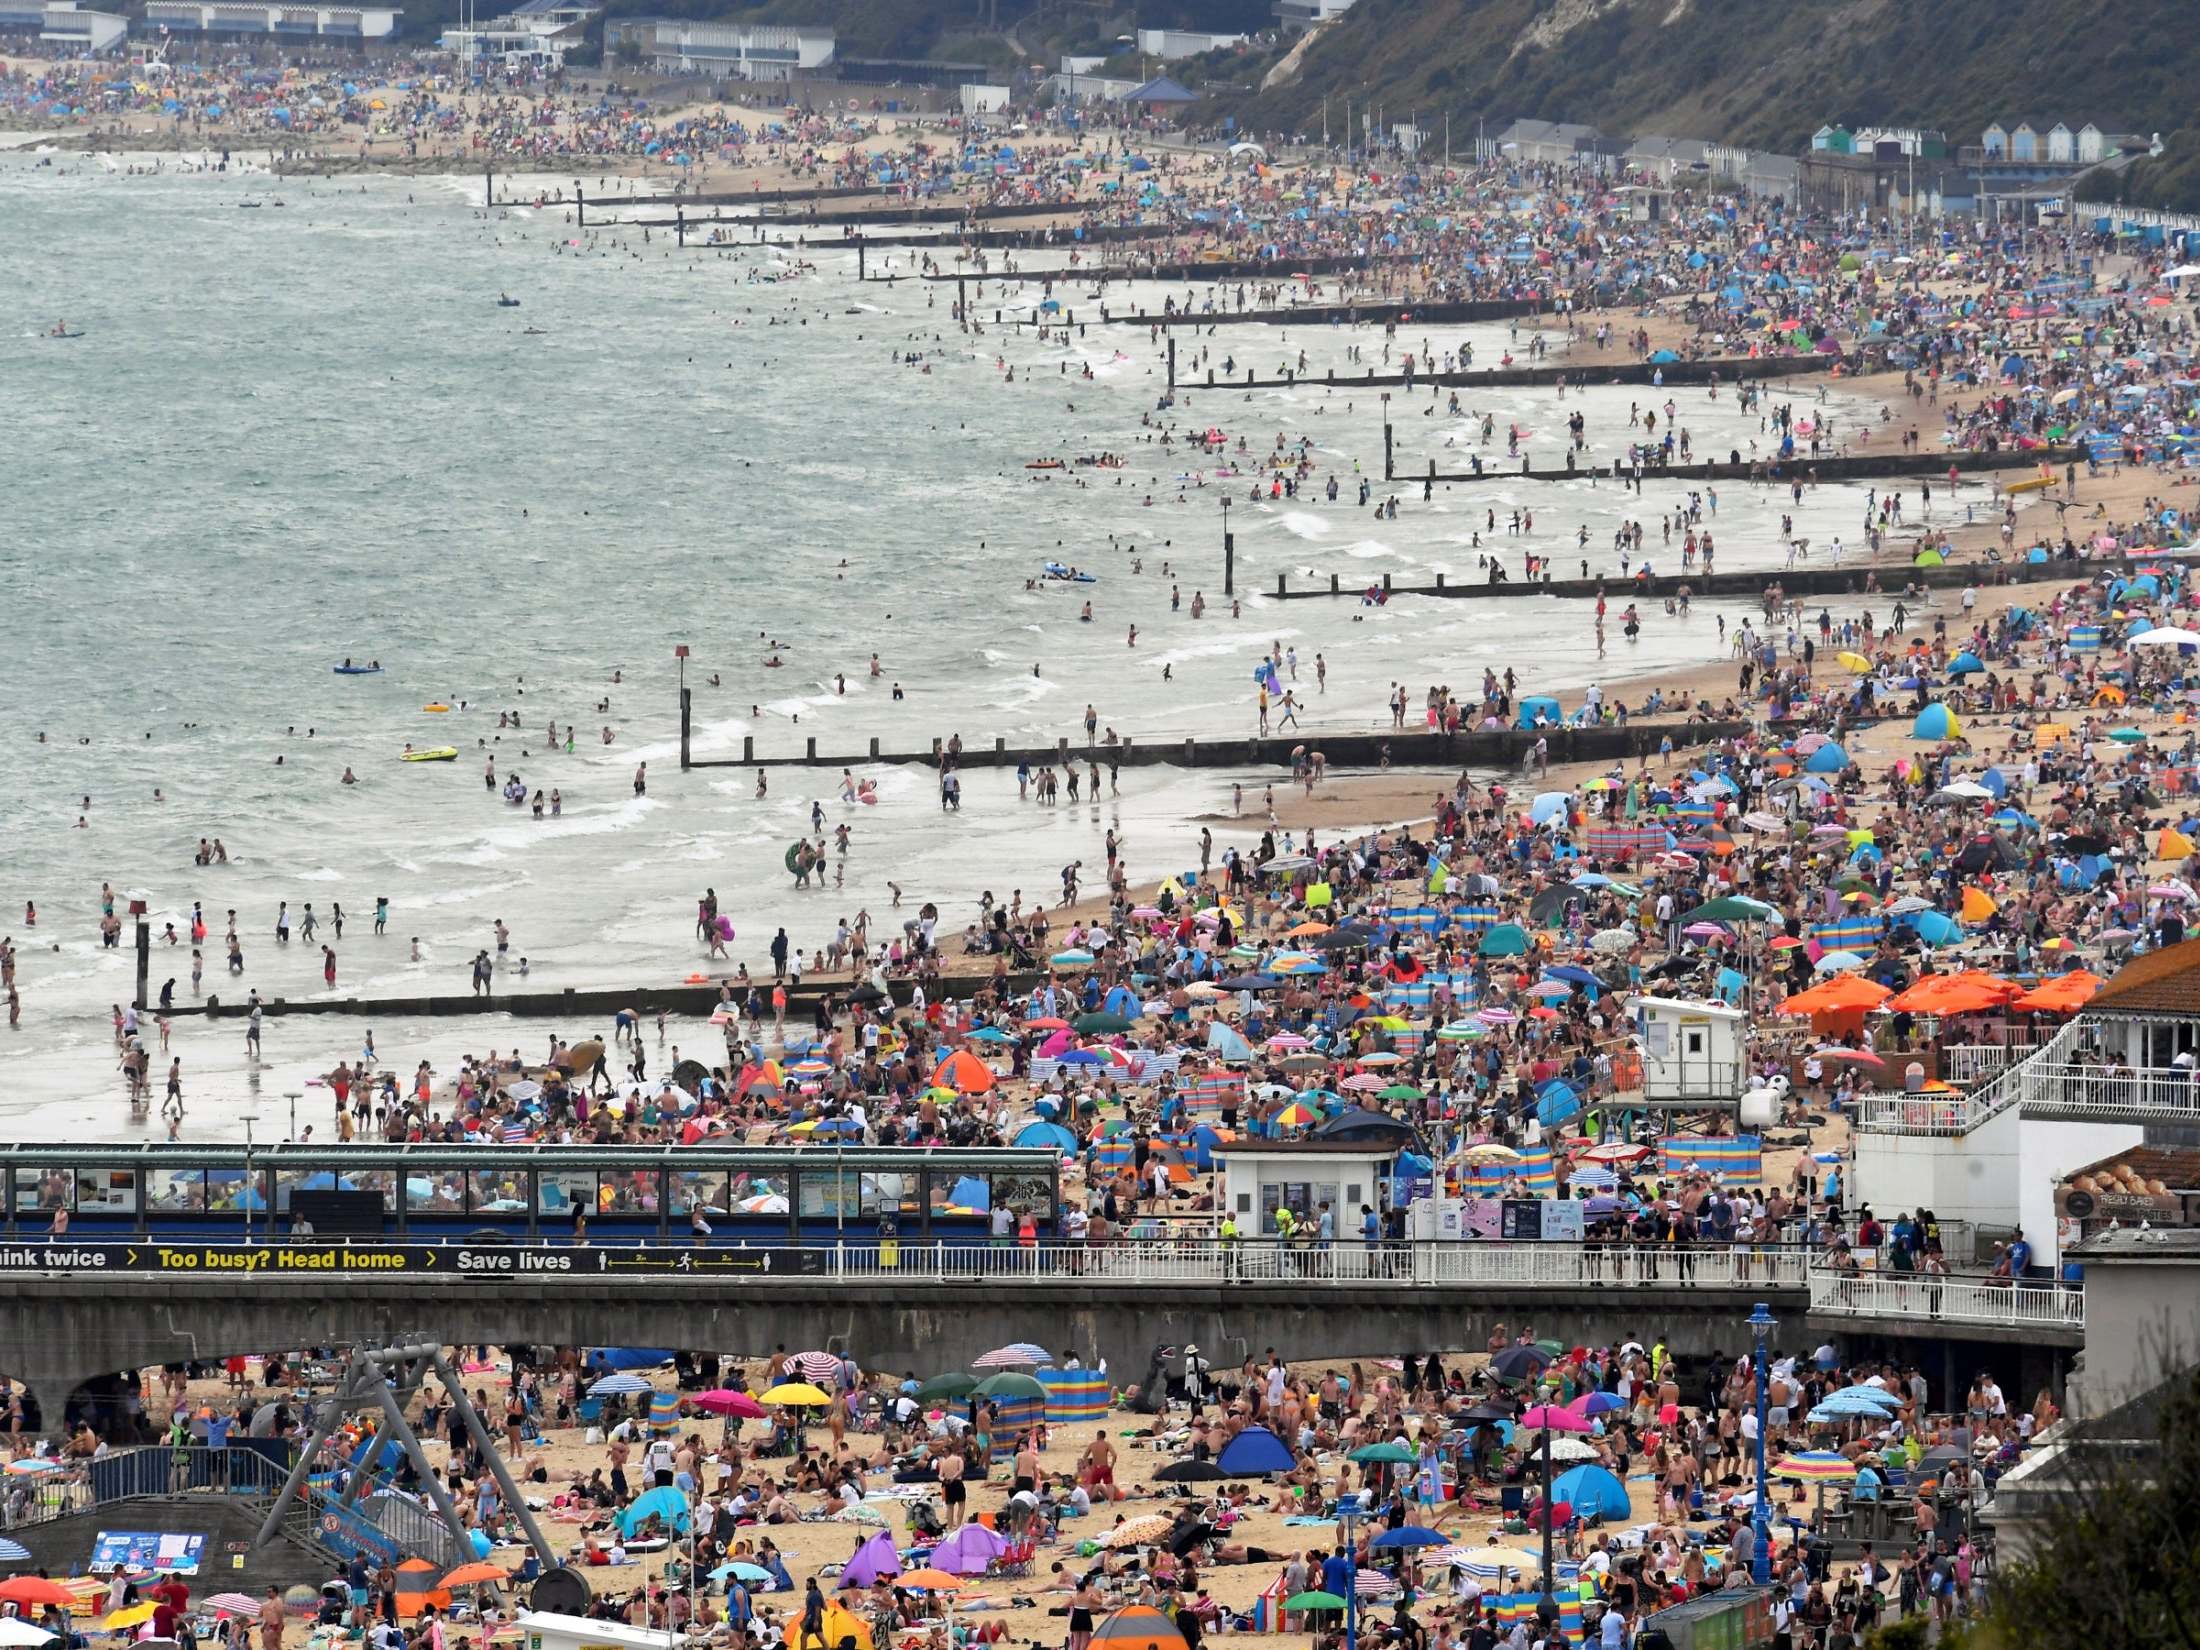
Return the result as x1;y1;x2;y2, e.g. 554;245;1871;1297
1183;1344;1210;1409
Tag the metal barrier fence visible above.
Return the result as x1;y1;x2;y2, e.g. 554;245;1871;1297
1855;1018;2088;1136
1;1445;290;1532
1807;1269;2085;1330
832;1239;1813;1289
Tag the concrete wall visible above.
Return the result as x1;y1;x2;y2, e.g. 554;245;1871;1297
2065;1258;2200;1419
0;1273;1811;1434
1853;1108;2143;1268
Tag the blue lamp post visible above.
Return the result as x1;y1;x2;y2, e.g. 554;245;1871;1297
1749;1301;1776;1585
1339;1499;1360;1650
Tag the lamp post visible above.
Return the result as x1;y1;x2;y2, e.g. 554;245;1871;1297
1338;1498;1359;1650
1537;1421;1557;1624
242;1114;256;1247
1749;1301;1777;1585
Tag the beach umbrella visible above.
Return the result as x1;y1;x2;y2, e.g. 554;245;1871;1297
200;1597;261;1617
1448;1550;1542;1579
1099;1516;1178;1551
787;1351;843;1383
973;1343;1050;1368
1774;1452;1858;1482
104;1608;158;1633
1284;1593;1349;1611
693;1389;767;1418
760;1382;832;1406
897;1569;965;1593
1829;1383;1903;1409
1518;1404;1592;1432
711;1563;776;1586
438;1563;509;1589
1154;1459;1226;1482
0;1580;78;1613
1529;1436;1601;1463
1373;1526;1451;1549
917;1372;978;1401
587;1372;653;1397
1810;1389;1901;1419
1489;1346;1553;1381
971;1371;1046;1399
1349;1441;1417;1465
0;1626;50;1648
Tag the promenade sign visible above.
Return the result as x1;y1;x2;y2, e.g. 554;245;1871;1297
0;1242;827;1275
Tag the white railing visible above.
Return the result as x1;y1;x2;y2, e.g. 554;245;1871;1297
831;1240;1810;1290
1937;1037;2049;1087
2011;1062;2200;1121
1853;1017;2089;1136
1809;1268;2084;1331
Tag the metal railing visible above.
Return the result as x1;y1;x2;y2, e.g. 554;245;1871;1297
1937;1037;2049;1087
831;1239;1813;1290
0;1445;289;1533
1808;1268;2085;1331
1853;1017;2088;1136
2010;1062;2200;1121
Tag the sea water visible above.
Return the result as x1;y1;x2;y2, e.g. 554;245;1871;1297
0;155;1902;1142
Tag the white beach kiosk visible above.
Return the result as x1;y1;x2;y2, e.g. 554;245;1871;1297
518;1614;673;1650
1633;996;1750;1117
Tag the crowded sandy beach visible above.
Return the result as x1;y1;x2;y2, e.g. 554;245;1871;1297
5;69;2200;1650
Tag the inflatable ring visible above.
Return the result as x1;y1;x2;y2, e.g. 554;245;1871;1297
423;703;451;713
685;973;708;984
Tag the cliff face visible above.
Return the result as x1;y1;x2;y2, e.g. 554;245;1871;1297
1221;0;2189;159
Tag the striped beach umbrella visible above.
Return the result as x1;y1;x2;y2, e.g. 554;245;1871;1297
587;1373;653;1397
1773;1451;1858;1482
788;1351;844;1384
972;1343;1050;1369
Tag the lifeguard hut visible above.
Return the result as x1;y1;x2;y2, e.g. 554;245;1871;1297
1632;997;1748;1116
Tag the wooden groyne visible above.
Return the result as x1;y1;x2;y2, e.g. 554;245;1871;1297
1179;350;1828;394
1264;547;2183;605
1101;296;1545;330
676;711;1747;775
1395;442;2085;487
